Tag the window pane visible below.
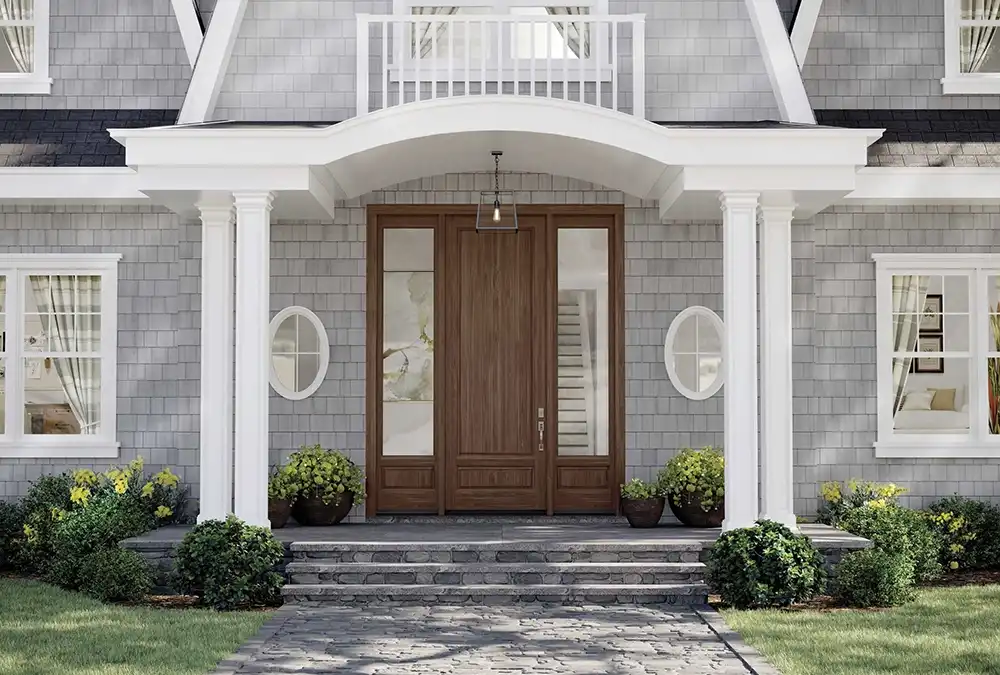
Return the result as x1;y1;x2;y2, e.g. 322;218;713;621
0;26;34;75
24;357;101;435
698;313;722;353
989;358;1000;435
384;228;434;272
959;27;1000;73
556;228;609;457
893;357;969;435
673;353;698;392
674;314;697;353
510;7;590;60
272;354;296;391
383;401;434;456
296;353;320;389
25;275;102;354
298;315;320;353
272;315;296;353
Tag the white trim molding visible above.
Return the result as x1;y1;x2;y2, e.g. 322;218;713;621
0;253;121;459
873;252;1000;459
171;0;205;68
178;0;248;123
268;306;330;401
742;0;815;123
789;0;822;70
846;167;1000;204
663;306;724;401
0;0;52;95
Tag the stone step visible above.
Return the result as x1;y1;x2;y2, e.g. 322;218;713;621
285;561;706;585
281;583;709;605
291;543;705;564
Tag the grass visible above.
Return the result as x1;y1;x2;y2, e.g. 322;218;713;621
0;578;271;675
721;584;1000;675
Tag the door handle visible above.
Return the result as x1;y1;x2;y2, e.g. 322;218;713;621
537;407;545;453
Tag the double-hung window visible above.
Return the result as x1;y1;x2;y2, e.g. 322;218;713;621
0;0;51;94
0;255;120;458
875;253;1000;457
943;0;1000;94
390;0;610;81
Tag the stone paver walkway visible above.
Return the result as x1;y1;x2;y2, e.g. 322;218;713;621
214;604;753;675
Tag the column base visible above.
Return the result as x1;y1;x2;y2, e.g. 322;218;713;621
759;512;798;532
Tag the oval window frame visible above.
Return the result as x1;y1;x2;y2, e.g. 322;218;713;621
663;306;725;401
268;306;330;401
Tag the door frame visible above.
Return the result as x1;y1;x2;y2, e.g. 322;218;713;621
365;204;625;516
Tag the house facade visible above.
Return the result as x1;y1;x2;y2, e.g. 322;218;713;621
2;0;1000;530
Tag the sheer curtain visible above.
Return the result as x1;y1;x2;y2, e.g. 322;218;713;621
0;0;34;73
30;276;101;435
413;7;459;58
961;0;1000;73
546;7;588;58
891;275;929;414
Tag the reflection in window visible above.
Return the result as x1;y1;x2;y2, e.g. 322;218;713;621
959;0;1000;74
556;228;608;457
23;275;103;435
664;306;723;401
269;307;329;400
383;228;435;456
890;274;970;436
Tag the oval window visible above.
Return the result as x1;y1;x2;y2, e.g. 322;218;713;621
664;306;724;400
269;307;329;400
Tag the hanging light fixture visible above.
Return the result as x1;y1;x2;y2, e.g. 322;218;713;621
476;151;518;232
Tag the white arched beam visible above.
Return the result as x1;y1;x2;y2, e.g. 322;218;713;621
743;0;815;124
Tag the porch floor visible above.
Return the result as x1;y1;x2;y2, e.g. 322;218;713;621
125;519;869;549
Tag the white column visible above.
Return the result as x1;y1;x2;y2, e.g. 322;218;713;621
759;202;797;530
721;192;760;531
233;191;274;528
197;197;235;523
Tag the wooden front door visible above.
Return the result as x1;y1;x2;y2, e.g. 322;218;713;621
443;215;548;511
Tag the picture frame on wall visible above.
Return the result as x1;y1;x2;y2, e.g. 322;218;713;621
913;334;945;374
920;294;943;332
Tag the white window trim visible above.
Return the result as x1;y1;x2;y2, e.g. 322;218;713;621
389;0;612;82
874;253;1000;458
0;0;52;95
0;254;121;458
941;0;1000;95
663;306;724;401
268;306;330;401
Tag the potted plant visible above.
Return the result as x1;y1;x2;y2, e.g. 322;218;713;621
285;444;365;526
619;478;665;528
267;465;298;529
657;446;725;528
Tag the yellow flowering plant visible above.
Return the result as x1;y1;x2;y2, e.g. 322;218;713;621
656;446;725;511
817;479;908;526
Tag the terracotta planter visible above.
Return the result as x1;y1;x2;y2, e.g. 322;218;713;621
668;492;724;528
291;492;354;526
268;498;292;529
621;497;665;528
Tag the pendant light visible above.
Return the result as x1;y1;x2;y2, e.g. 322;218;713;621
476;151;518;231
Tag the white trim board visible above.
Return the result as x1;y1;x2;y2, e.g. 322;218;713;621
742;0;815;123
171;0;205;67
178;0;249;123
789;0;822;70
846;168;1000;203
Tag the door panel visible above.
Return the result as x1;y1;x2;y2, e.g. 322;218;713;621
444;214;548;511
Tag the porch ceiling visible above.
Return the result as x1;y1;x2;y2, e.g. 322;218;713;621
109;97;882;221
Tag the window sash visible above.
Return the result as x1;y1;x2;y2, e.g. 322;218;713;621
0;0;48;87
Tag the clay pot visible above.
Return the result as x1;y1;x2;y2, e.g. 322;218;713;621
268;498;292;529
291;492;354;526
668;492;724;528
621;497;665;528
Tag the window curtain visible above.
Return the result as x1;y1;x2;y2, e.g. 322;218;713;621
961;0;1000;73
0;0;34;73
413;7;459;58
891;275;929;415
546;7;588;58
30;276;101;435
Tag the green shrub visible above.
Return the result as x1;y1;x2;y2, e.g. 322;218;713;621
923;508;977;572
657;446;724;511
10;474;74;573
834;548;916;607
620;478;660;500
927;496;1000;570
77;547;152;602
840;504;943;582
0;500;24;570
706;520;827;609
284;445;365;506
268;465;299;503
175;516;285;610
816;479;908;526
47;494;151;590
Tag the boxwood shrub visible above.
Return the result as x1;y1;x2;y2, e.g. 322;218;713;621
839;504;942;582
834;548;916;608
78;547;152;602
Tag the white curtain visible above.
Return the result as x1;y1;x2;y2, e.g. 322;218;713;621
30;275;101;435
0;0;34;73
547;7;588;58
413;7;459;58
891;275;930;415
961;0;1000;73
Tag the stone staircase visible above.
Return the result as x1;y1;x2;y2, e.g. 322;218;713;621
282;541;709;605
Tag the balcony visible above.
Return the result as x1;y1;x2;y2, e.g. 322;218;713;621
356;13;645;118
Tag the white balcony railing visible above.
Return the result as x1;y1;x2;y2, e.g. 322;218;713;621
356;13;645;118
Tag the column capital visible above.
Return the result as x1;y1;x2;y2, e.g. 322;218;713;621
719;192;760;211
196;198;235;225
233;191;275;211
758;202;797;223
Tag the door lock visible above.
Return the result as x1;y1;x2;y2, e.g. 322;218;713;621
537;419;545;452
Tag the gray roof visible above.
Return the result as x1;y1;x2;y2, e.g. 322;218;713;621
0;110;176;167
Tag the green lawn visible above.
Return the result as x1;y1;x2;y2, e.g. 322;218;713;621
0;578;271;675
721;584;1000;675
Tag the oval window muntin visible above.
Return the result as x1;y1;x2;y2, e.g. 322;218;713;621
268;306;329;400
663;306;725;401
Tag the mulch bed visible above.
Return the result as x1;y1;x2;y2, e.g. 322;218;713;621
923;569;1000;587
